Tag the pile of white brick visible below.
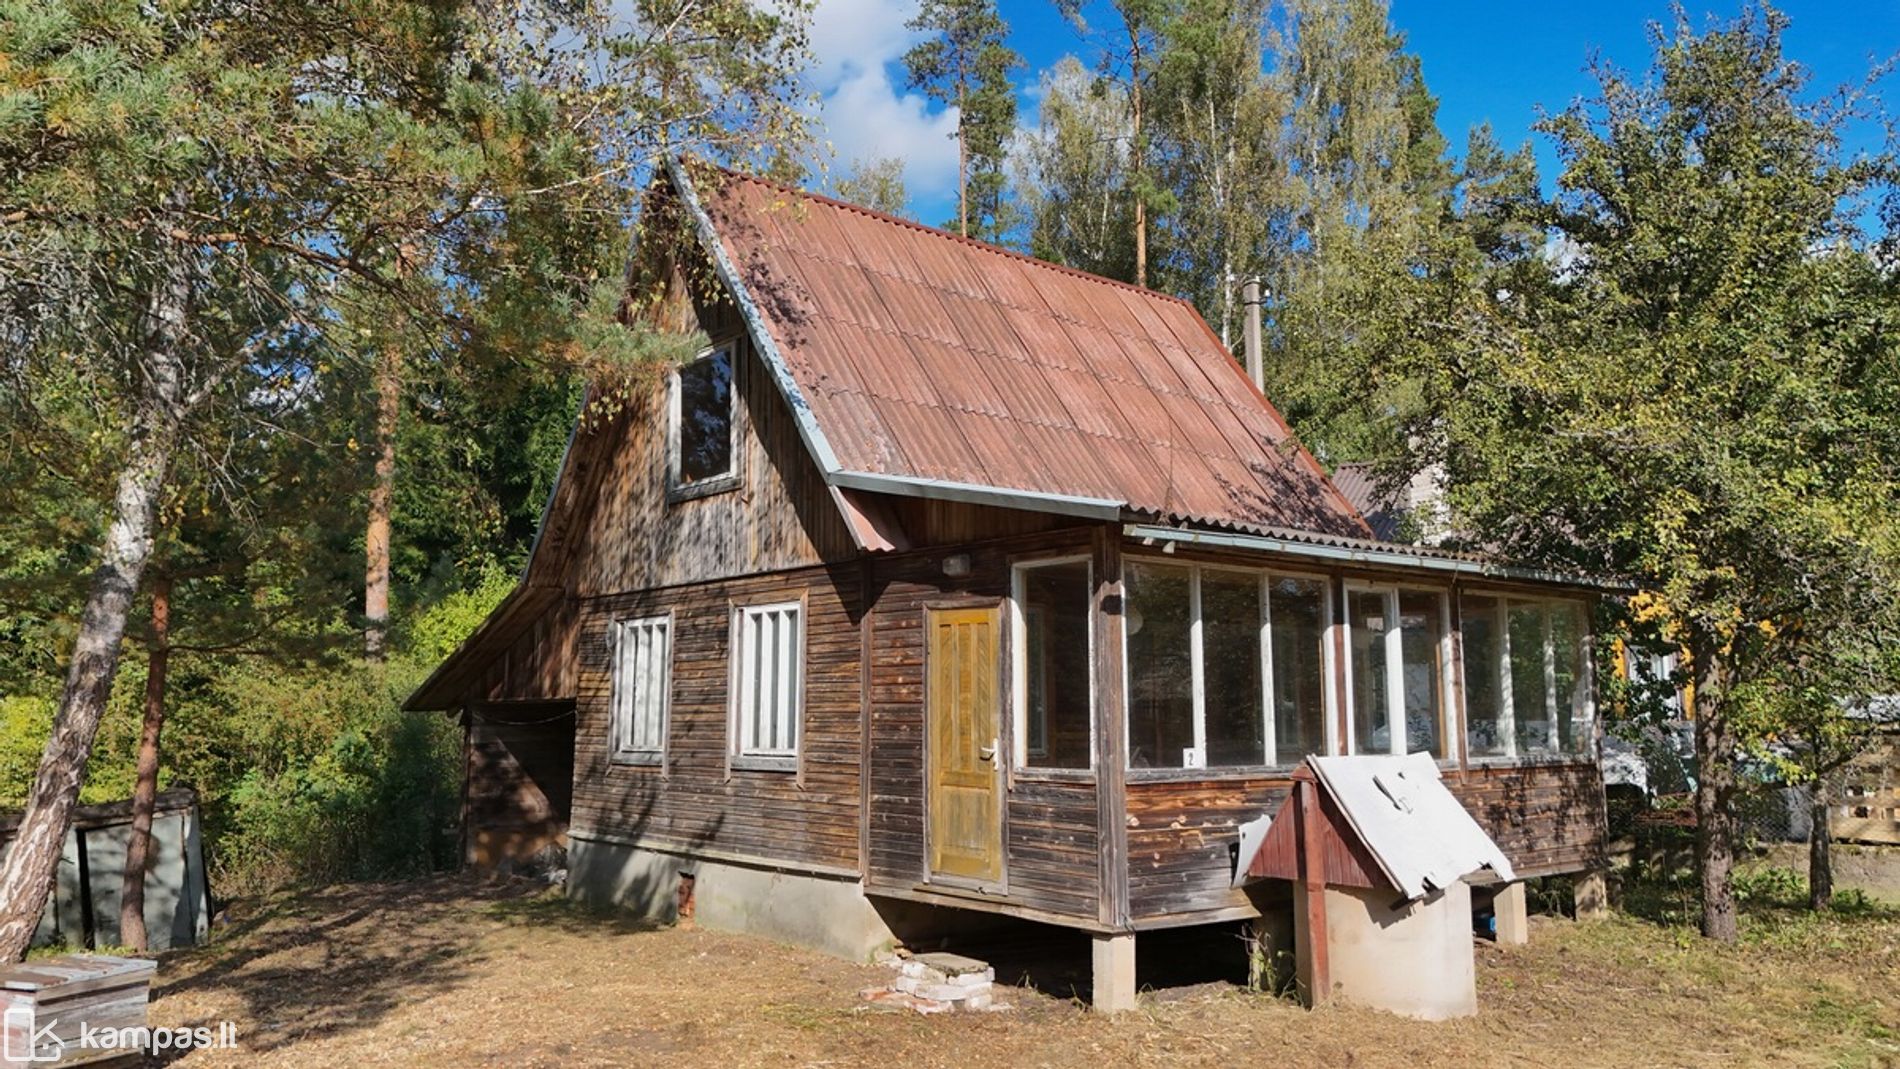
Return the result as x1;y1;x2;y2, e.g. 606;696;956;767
861;952;1001;1014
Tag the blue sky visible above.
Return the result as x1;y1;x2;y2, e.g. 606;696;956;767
803;1;1899;228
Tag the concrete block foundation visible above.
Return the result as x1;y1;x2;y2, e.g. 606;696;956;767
567;834;899;961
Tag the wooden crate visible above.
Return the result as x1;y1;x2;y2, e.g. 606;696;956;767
2;955;155;1067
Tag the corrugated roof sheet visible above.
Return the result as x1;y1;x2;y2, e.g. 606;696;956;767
1329;461;1406;541
689;164;1372;540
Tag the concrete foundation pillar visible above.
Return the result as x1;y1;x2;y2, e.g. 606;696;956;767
1493;881;1529;945
1573;869;1609;921
1090;932;1137;1013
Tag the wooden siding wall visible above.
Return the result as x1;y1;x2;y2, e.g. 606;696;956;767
567;304;855;599
569;565;867;872
1124;762;1607;923
468;595;581;704
864;529;1106;921
1449;763;1609;877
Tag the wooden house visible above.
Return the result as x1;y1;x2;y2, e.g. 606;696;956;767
406;159;1612;1009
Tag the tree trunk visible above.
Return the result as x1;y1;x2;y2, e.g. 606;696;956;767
956;81;969;238
364;331;400;659
119;574;171;952
1131;43;1147;289
1808;776;1833;912
0;261;189;963
1691;640;1739;942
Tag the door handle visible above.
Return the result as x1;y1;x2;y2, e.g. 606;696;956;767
979;738;997;761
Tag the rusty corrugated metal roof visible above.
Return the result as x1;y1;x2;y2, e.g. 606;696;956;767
687;163;1372;540
1329;462;1406;541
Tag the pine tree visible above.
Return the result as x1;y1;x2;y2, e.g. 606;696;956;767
903;0;1023;241
0;0;813;962
1058;0;1174;287
1150;0;1285;344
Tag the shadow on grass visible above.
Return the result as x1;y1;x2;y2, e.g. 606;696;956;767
481;888;666;938
148;874;579;1060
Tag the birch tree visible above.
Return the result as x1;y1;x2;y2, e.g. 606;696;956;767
0;0;813;961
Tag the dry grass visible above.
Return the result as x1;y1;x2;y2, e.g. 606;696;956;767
146;874;1898;1068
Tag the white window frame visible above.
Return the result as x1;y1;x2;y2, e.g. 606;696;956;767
609;613;672;767
729;600;804;771
1461;592;1597;762
1341;582;1454;760
1120;558;1337;773
667;341;741;501
1010;556;1095;771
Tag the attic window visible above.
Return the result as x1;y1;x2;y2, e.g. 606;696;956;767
669;344;737;498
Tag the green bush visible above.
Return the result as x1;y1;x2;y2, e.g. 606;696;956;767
207;662;462;896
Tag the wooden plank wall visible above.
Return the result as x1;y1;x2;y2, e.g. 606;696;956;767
567;307;855;599
1126;777;1292;921
471;596;580;704
1449;762;1609;877
864;529;1105;921
1833;731;1899;845
1124;761;1608;923
569;565;868;871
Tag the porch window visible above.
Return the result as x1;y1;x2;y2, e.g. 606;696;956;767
609;614;671;764
1268;577;1330;766
1348;586;1449;758
1014;559;1092;769
1123;560;1333;770
732;601;802;767
1126;562;1196;768
670;344;736;494
1461;596;1593;758
1202;571;1265;766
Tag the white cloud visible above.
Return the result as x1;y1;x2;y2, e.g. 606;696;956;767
801;0;961;200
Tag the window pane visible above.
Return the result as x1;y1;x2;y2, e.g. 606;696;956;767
1551;603;1586;754
1126;562;1194;769
1269;577;1328;766
1509;604;1552;754
1202;572;1264;767
1020;562;1092;768
1397;591;1444;757
678;348;733;484
613;619;668;756
1350;590;1391;755
1460;596;1506;757
736;604;799;757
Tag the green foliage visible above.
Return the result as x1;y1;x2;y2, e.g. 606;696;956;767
0;697;54;809
1732;865;1806;907
1014;57;1139;279
833;157;910;216
903;0;1021;241
213;662;460;896
0;589;488;893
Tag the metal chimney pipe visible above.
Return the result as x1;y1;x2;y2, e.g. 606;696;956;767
1241;276;1264;390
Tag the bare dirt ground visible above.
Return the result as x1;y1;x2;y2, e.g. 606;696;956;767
146;874;1897;1069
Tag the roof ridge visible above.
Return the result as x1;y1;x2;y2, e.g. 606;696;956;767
687;157;1209;315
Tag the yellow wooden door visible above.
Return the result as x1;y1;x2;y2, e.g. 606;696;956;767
927;606;1004;885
